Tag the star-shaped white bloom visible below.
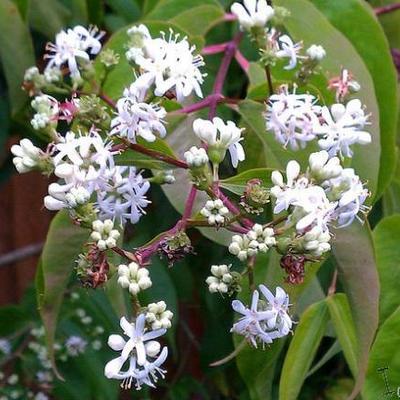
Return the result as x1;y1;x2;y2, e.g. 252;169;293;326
52;130;115;193
276;34;303;70
105;315;168;390
97;167;151;225
110;78;167;143
266;85;321;150
231;290;278;347
258;285;293;336
127;28;205;102
315;99;371;158
45;25;104;78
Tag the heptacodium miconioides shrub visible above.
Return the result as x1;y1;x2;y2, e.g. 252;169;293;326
12;0;372;392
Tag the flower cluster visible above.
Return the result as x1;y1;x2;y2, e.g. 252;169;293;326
229;224;276;261
126;25;205;102
266;86;371;156
232;285;292;347
145;301;174;330
117;262;152;295
206;264;241;295
200;199;230;226
90;219;120;250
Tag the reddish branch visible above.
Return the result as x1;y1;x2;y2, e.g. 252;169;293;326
375;3;400;15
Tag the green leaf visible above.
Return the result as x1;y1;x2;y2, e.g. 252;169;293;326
309;0;398;200
36;210;89;376
0;0;35;114
363;304;400;399
274;0;381;201
0;305;29;336
220;168;274;196
326;293;358;377
28;0;70;38
332;221;379;399
279;300;329;400
170;5;224;36
306;340;341;378
373;214;400;324
104;0;141;21
147;0;220;19
115;137;179;169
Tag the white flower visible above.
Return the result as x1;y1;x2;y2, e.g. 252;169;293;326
65;335;87;356
97;167;151;225
193;117;245;168
200;199;229;226
266;85;321;150
206;264;233;294
258;285;293;337
90;219;120;250
45;25;104;78
184;146;209;167
52;130;115;193
44;183;90;211
145;301;173;330
325;168;369;227
315;99;371;157
104;315;168;390
231;289;280;347
24;66;40;81
306;44;326;61
11;139;43;173
246;224;276;253
231;0;274;31
127;28;205;102
117;262;152;295
276;34;303;70
110;80;167;143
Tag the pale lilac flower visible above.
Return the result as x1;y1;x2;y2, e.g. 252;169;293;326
65;335;87;356
96;167;151;225
110;79;167;143
104;315;168;390
266;85;321;150
276;34;303;70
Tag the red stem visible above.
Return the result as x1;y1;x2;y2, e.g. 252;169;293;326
99;92;116;108
208;32;243;119
235;50;250;73
375;3;400;15
127;142;189;169
202;43;228;55
181;186;198;228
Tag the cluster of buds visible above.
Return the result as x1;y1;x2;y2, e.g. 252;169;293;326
145;301;174;330
229;224;276;261
117;262;152;295
90;219;120;250
184;146;212;189
200;199;230;226
206;264;241;295
240;179;270;214
30;95;59;131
